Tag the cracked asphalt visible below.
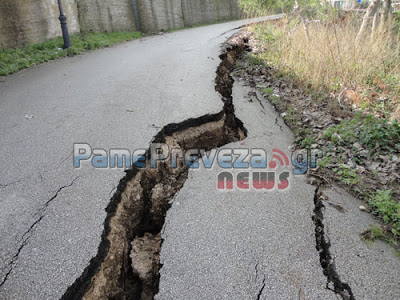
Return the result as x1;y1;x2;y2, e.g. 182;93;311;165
0;17;274;299
1;15;399;300
157;80;400;299
157;82;336;300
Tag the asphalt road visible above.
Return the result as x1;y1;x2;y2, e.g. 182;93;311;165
1;15;399;300
157;81;400;300
157;83;336;300
0;16;277;299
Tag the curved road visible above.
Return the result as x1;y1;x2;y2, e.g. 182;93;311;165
0;17;274;299
1;15;399;300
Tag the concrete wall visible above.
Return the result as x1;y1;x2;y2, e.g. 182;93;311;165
137;0;242;33
181;0;241;28
137;0;184;33
0;0;80;49
77;0;136;33
0;0;242;49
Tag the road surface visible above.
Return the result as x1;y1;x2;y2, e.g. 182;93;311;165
0;16;399;300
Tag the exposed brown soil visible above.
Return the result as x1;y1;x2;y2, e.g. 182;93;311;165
61;32;250;300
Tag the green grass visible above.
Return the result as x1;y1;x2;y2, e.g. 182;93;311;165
247;53;265;66
368;190;400;237
333;164;360;186
361;224;397;246
263;87;281;105
323;113;400;158
0;31;142;76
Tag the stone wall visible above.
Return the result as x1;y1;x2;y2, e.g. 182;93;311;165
0;0;242;49
0;0;80;49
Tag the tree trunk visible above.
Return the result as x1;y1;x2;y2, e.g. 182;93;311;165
380;0;393;34
371;0;381;38
356;0;381;42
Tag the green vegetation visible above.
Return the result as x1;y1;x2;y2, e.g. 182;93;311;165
369;190;400;237
0;31;142;76
245;4;400;116
240;0;400;246
247;54;265;66
333;164;360;186
239;0;324;16
317;156;333;168
263;87;280;105
323;114;400;158
361;224;397;245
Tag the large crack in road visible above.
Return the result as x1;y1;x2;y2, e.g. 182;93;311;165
61;30;356;300
61;33;249;300
312;185;355;300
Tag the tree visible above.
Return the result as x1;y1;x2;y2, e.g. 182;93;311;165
356;0;393;42
238;0;323;16
380;0;393;33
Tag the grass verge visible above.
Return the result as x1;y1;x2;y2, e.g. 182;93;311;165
235;17;400;251
0;31;142;76
251;16;400;118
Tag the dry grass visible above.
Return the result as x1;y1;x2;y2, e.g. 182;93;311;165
252;14;400;116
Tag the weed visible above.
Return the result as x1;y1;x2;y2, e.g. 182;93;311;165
318;156;333;168
368;189;400;236
361;224;398;247
323;114;400;158
0;31;142;75
333;164;360;186
263;87;280;105
283;107;298;126
247;54;265;66
250;16;400;114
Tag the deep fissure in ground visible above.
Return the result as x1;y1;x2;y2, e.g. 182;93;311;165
61;33;249;300
312;185;355;300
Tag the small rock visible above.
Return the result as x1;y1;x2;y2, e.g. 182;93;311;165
359;206;367;211
353;142;363;151
320;194;328;201
391;155;400;163
307;177;317;185
348;160;356;169
356;166;366;173
358;150;369;158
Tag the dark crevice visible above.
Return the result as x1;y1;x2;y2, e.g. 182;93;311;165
256;275;266;300
0;178;79;288
312;186;355;300
250;91;265;110
254;263;259;282
61;32;250;300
